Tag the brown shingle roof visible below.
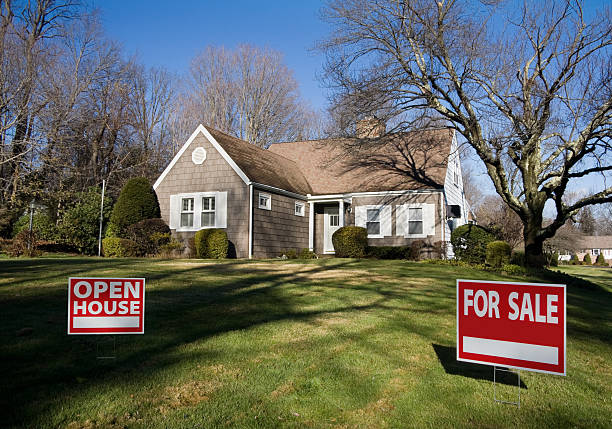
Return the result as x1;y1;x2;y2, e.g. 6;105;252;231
268;129;452;195
208;127;312;195
578;235;612;249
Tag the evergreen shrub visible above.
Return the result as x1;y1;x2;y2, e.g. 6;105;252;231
332;226;368;258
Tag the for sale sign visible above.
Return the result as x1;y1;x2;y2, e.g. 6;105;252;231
68;277;145;335
457;280;566;375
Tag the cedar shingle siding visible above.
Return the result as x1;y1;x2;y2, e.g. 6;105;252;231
253;190;309;258
154;133;250;258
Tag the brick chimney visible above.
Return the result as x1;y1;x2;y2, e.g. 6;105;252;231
356;117;386;138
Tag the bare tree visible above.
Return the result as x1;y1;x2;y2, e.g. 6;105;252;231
320;0;612;266
475;194;524;250
183;44;317;147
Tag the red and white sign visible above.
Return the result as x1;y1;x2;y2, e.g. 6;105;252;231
457;279;566;375
68;277;145;335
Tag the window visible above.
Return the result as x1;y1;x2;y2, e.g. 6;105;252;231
329;214;339;227
592;249;600;256
295;201;305;216
408;207;423;235
201;196;215;227
181;198;194;227
259;193;271;210
366;208;380;235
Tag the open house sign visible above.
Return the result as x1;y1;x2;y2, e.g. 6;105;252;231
68;277;145;335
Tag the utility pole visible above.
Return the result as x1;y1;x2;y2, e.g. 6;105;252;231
98;179;106;257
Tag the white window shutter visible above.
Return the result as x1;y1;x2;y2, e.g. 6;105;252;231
354;206;366;228
381;205;392;237
424;203;436;236
216;191;227;228
169;195;179;229
396;205;407;236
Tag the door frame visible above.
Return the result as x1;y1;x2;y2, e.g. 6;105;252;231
323;205;340;254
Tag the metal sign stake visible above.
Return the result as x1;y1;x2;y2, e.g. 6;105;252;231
96;335;116;360
493;366;521;408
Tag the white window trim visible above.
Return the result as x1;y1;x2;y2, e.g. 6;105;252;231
201;196;216;228
364;205;384;238
258;192;271;210
180;197;195;228
294;201;305;216
397;203;428;239
175;192;218;232
366;206;385;238
407;206;425;237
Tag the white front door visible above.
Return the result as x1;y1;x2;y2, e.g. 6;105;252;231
323;206;340;253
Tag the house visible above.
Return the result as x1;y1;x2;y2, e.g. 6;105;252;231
577;236;612;264
153;121;470;258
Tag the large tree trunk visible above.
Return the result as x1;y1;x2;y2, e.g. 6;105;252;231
523;215;546;268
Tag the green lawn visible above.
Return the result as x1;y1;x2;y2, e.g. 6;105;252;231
0;258;610;428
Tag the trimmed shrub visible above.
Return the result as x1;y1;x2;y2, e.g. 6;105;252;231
125;218;170;256
102;237;138;257
367;245;410;260
194;229;213;258
59;187;112;254
299;248;318;259
12;211;58;241
569;253;580;265
107;177;160;238
510;250;526;267
595;254;607;266
500;264;528;276
154;233;184;257
332;226;368;258
583;253;592;265
450;224;496;264
486;241;511;268
194;228;228;259
281;249;298;259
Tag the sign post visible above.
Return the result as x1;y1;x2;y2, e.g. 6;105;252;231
68;277;145;335
457;279;566;405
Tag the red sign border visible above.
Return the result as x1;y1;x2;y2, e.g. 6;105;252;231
67;277;146;335
456;279;566;376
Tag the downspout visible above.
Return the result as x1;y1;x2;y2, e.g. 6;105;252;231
248;183;253;259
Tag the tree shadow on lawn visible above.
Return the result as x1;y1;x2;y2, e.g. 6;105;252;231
432;344;527;388
0;259;402;427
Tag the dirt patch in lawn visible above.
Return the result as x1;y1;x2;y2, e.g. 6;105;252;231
155;379;222;414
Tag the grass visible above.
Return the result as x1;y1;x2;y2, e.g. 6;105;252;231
0;258;610;428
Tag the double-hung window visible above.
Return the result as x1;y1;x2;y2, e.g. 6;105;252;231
181;198;194;228
295;201;305;216
201;196;215;227
408;207;423;235
366;208;381;235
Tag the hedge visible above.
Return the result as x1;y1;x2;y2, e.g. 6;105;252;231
332;226;368;258
486;241;511;268
450;224;496;264
194;228;228;259
107;177;160;238
102;237;139;257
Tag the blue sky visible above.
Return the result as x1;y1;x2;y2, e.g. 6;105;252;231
95;0;609;209
95;0;330;112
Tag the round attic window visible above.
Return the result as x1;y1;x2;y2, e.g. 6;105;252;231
191;147;207;164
